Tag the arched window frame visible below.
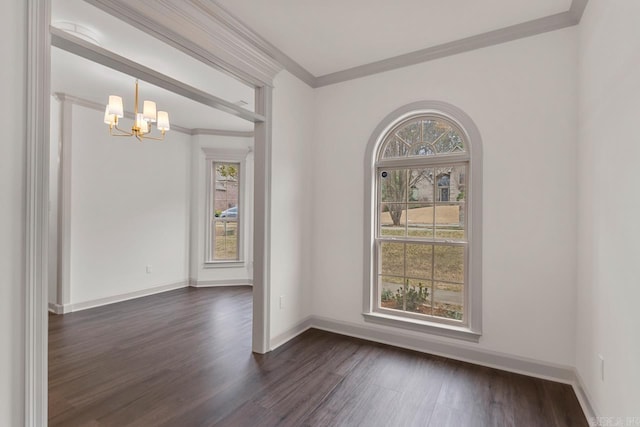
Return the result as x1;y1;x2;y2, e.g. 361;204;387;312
363;101;483;342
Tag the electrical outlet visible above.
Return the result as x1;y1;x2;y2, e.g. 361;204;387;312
598;354;604;381
279;295;285;309
146;265;152;274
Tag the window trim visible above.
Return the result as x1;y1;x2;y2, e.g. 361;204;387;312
202;147;249;267
363;101;483;342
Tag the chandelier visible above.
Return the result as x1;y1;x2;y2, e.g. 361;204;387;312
103;80;170;141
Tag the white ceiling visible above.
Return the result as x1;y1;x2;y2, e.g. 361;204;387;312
51;0;255;131
215;0;573;76
51;0;574;121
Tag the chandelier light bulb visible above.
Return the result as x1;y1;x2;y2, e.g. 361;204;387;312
103;106;116;125
107;95;124;118
143;100;157;123
157;111;170;131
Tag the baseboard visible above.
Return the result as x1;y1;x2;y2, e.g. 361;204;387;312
47;302;69;314
189;279;253;287
573;367;598;421
278;315;577;385
270;316;314;350
68;281;189;312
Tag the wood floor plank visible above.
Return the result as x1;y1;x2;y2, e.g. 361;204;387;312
255;361;342;413
49;287;589;426
542;380;590;427
303;377;403;427
214;400;285;427
428;403;477;427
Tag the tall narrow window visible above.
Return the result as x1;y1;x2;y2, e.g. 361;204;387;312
364;103;482;341
208;161;240;262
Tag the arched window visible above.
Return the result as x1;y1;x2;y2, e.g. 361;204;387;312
364;102;482;341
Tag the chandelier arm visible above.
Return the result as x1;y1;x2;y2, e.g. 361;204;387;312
109;125;133;137
134;80;139;116
137;132;166;142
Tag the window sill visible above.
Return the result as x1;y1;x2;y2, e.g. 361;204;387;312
362;311;481;343
204;261;245;269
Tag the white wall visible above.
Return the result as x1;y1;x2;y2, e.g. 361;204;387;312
189;134;254;285
576;0;640;417
312;28;579;366
68;103;191;304
0;1;25;424
270;70;316;343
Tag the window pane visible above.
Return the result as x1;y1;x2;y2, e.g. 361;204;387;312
433;129;465;154
407;204;433;238
380;278;433;315
407;167;434;238
408;168;433;202
396;120;421;146
380;276;404;311
434;205;458;224
211;162;240;261
433;282;463;321
404;279;432;314
380;203;406;236
214;220;238;260
453;165;466;202
435;165;466;240
382;137;409;159
406;243;432;279
434;245;464;283
380;242;404;276
380;169;407;202
434;205;465;240
378;117;466;160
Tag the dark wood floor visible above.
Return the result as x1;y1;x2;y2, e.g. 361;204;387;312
49;287;587;427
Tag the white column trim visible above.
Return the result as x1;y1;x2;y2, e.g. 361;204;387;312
252;86;273;354
25;0;50;425
54;94;72;308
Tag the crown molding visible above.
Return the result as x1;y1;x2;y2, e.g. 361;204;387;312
315;0;589;87
569;0;589;23
316;5;586;87
191;128;254;137
207;0;316;88
84;0;282;88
